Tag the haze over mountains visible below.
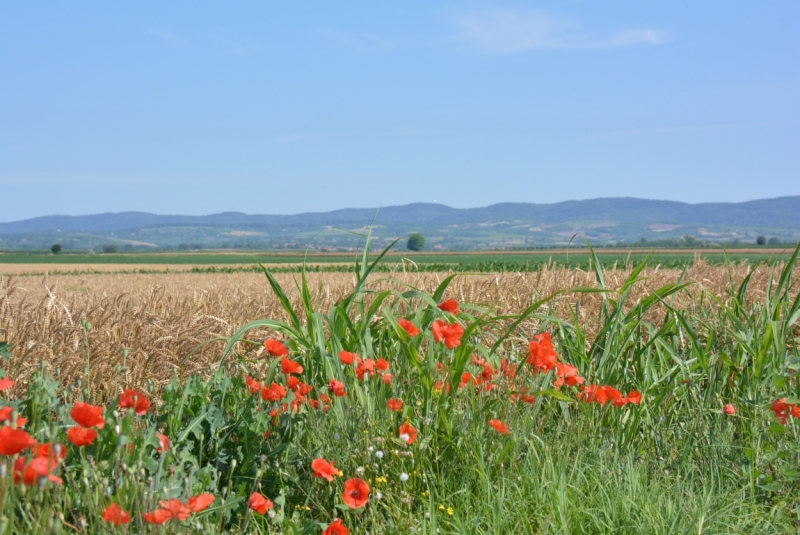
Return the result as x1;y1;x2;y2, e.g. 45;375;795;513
1;196;798;252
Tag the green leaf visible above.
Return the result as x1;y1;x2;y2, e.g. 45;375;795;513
769;422;786;435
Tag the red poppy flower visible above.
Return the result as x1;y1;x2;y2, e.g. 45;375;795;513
481;362;496;380
311;458;339;482
118;389;151;416
187;493;215;513
397;319;420;336
488;419;509;435
157;499;191;521
0;426;36;455
70;401;105;429
156;433;170;453
13;456;62;486
723;403;736;415
386;398;403;411
0;377;14;391
342;477;370;508
281;358;304;375
499;358;516;379
459;372;471;388
382;373;393;385
261;382;288;401
356;358;376;380
437;298;459;315
338;351;357;365
286;375;300;391
770;398;792;424
0;406;27;427
624;391;642;405
243;374;262;394
553;363;584;388
328;379;346;397
323;518;350;535
142;508;172;525
264;338;288;357
528;333;558;373
66;426;97;447
431;320;464;349
248;492;274;514
433;380;450;394
515;393;535;404
376;358;390;372
102;503;131;525
34;442;66;462
398;422;417;445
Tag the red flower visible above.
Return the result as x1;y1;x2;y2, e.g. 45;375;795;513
187;493;215;513
338;351;357;365
356;358;376;380
248;492;273;514
437;298;459;315
287;375;300;391
311;458;339;482
0;377;14;391
281;358;304;375
342;478;370;508
723;403;736;415
243;374;262;394
142;509;172;525
70;401;105;429
34;443;66;462
118;389;151;416
624;391;642;405
323;518;349;535
376;358;390;372
397;319;420;336
0;426;36;455
264;338;288;357
386;398;403;411
13;456;62;486
0;406;27;427
156;433;170;453
328;379;346;397
102;503;131;525
769;398;800;424
488;419;509;435
157;499;191;521
66;426;97;447
431;320;464;349
382;373;393;385
528;333;558;373
553;363;584;388
261;382;288;401
398;422;417;445
459;372;471;388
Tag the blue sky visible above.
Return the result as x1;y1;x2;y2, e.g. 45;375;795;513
1;1;798;221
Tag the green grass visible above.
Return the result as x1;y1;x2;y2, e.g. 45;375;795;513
0;239;798;533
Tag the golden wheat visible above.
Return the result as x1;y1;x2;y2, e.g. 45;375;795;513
0;262;795;398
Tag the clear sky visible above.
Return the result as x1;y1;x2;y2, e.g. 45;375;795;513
1;1;798;221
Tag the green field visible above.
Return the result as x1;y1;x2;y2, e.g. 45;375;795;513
0;248;795;273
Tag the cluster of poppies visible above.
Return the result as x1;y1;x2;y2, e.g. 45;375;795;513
308;457;370;534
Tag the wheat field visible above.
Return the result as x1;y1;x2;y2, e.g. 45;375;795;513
0;262;793;398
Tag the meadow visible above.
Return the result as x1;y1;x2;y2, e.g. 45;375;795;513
0;242;798;533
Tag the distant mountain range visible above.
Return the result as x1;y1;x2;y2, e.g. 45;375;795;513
1;196;798;251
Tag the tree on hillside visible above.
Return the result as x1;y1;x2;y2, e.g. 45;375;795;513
767;237;781;246
102;244;119;253
756;236;766;246
50;244;62;254
407;233;425;252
